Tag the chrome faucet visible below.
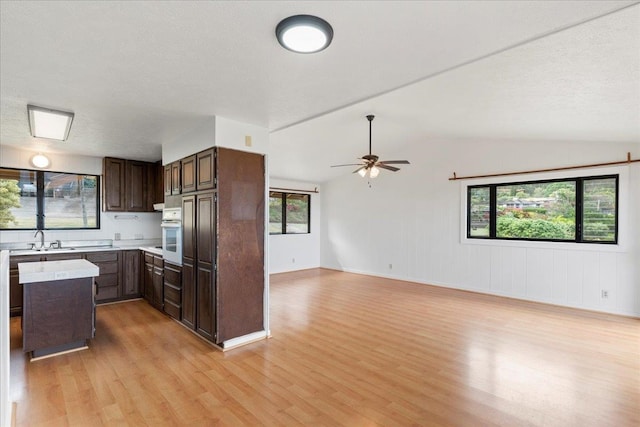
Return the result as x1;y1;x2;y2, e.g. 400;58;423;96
34;230;45;250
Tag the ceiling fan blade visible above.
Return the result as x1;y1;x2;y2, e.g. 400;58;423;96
352;166;367;174
331;163;364;168
378;160;410;165
376;164;400;172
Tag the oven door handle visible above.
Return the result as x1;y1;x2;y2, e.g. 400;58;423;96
161;222;181;228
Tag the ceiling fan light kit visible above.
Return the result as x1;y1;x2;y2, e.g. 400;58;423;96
331;114;410;179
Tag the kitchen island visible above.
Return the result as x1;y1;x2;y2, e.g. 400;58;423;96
19;259;99;359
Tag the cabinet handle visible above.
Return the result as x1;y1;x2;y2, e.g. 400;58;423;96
95;281;99;294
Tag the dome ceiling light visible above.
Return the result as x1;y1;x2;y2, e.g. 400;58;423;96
276;15;333;54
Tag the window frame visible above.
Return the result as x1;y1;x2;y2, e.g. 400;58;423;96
466;173;619;245
0;167;101;231
269;191;311;235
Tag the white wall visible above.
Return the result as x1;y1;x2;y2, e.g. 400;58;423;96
0;145;161;246
321;139;640;317
269;178;321;274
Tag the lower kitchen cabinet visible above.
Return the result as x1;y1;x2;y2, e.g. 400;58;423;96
142;251;164;310
86;251;120;302
121;249;140;298
163;261;182;320
9;255;33;316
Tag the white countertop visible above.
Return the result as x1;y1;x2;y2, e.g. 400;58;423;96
18;259;100;284
139;246;163;257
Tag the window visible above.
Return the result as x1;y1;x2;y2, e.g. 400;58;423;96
0;167;100;230
467;175;617;244
269;191;310;234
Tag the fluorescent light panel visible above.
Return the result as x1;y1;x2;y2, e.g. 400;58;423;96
27;105;74;141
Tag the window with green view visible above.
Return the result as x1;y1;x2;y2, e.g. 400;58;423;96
467;175;617;243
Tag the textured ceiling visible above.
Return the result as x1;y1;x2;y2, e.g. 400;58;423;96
0;1;638;182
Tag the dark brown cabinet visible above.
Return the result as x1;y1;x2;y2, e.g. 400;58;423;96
171;161;181;195
104;157;161;212
126;160;147;211
10;249;141;315
181;155;196;193
86;251;120;302
181;147;264;346
196;191;216;341
163;160;182;196
163;262;182;320
182;195;196;329
103;157;126;211
143;251;163;310
121;250;140;297
196;148;215;190
9;255;34;316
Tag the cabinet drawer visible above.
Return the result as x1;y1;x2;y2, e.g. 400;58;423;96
153;256;163;268
86;251;119;262
95;272;118;288
144;253;154;264
164;283;181;304
44;253;83;262
94;262;118;275
163;300;181;320
164;266;181;286
96;284;118;301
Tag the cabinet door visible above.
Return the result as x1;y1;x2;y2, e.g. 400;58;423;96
103;157;125;211
9;268;22;316
8;255;36;316
182;195;195;260
171;161;181;195
126;160;147;212
153;266;163;310
164;165;172;196
182;195;196;329
196;192;216;341
196;148;215;190
181;155;196;193
144;261;154;302
122;250;141;296
181;259;196;330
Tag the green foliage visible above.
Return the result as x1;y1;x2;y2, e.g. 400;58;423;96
583;222;611;240
0;179;21;227
497;216;574;240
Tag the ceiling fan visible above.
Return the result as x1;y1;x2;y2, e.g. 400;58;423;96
331;115;410;178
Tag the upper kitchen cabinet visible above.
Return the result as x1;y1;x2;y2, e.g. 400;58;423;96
103;157;125;211
164;161;182;196
181;155;196;193
196;148;215;190
103;157;161;212
125;160;147;211
180;148;216;194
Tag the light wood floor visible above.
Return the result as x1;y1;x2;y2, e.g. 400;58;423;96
10;268;640;426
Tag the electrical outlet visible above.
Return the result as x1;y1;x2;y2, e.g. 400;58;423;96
292;258;295;263
245;135;252;147
114;232;121;241
601;290;609;299
389;263;393;270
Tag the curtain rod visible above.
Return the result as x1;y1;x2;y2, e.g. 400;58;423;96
269;186;319;194
449;152;638;181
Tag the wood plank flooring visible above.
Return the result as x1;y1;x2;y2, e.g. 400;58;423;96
10;268;640;426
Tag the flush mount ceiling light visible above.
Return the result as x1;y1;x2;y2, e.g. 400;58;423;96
276;15;333;53
27;104;74;141
31;153;51;169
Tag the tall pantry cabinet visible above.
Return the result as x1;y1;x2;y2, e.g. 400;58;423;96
181;147;265;346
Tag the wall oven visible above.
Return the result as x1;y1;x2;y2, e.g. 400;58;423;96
161;207;182;265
